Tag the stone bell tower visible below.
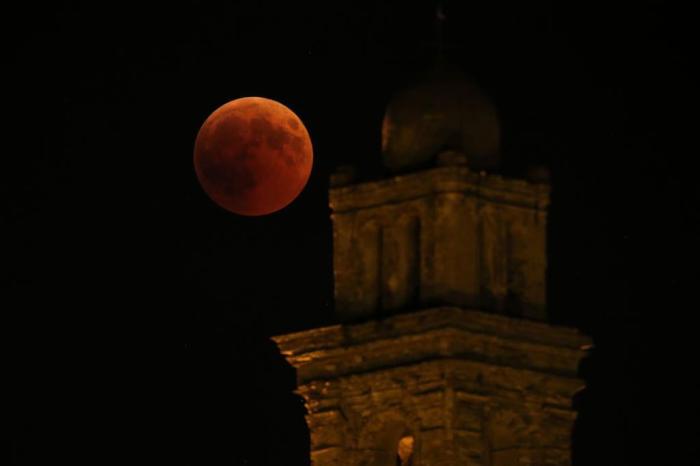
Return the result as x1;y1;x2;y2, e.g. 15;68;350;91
273;68;589;466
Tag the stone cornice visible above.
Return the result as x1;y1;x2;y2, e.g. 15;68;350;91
273;307;590;384
329;167;550;213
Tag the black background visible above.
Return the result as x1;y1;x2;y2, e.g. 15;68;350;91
6;1;697;465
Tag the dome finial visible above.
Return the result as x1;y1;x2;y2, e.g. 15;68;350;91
434;1;447;68
380;1;501;174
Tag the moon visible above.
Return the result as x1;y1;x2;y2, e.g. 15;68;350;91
194;97;313;216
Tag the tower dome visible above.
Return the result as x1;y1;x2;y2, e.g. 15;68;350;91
381;67;500;172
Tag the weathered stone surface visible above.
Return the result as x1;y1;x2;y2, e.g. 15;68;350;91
275;307;588;383
271;158;589;465
273;308;589;466
310;447;345;466
330;165;550;322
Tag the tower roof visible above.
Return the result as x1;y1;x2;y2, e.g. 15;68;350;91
381;66;500;173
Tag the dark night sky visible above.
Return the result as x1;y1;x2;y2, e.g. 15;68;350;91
6;1;697;465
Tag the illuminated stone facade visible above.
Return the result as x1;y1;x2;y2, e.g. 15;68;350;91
273;160;589;466
329;162;549;323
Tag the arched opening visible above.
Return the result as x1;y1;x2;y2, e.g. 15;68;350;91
358;414;415;466
395;435;414;466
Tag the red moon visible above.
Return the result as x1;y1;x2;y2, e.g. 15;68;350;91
194;97;313;216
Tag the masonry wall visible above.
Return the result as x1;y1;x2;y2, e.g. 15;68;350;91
274;308;590;466
330;166;549;323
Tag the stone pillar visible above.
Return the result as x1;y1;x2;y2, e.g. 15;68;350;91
381;215;420;312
